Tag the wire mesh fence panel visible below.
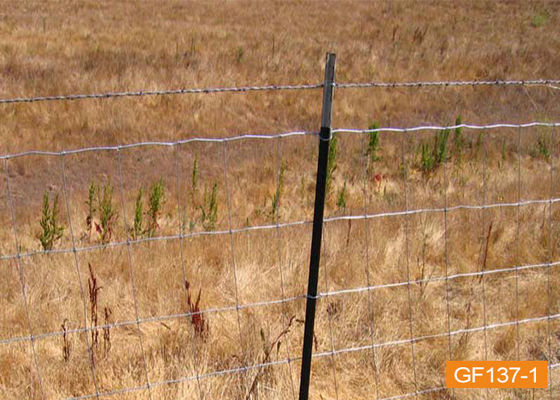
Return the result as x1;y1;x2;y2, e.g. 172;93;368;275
1;72;560;400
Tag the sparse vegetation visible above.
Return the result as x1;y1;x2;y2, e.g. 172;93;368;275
531;9;550;28
535;134;551;159
420;128;450;174
192;155;198;194
336;180;347;211
434;128;450;165
453;115;465;159
85;182;97;235
146;179;165;237
98;181;117;244
420;141;435;173
366;122;381;163
201;182;218;230
132;188;144;239
236;46;244;63
38;191;64;251
2;2;559;399
474;132;484;156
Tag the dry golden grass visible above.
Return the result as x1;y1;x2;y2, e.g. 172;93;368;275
1;1;560;399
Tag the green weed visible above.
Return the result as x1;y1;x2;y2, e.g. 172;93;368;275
85;182;97;234
146;179;165;237
192;155;198;193
536;135;551;159
201;183;218;231
326;132;337;191
367;122;381;162
420;128;450;174
38;191;64;250
337;181;347;211
453;115;465;159
531;10;549;28
132;188;144;239
98;181;116;244
420;142;435;173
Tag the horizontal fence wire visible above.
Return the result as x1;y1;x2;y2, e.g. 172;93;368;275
335;79;560;89
60;312;560;400
0;130;314;160
333;122;560;134
1;78;559;105
0;83;324;104
1;121;558;160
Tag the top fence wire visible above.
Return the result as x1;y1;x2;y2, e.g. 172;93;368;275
1;78;560;105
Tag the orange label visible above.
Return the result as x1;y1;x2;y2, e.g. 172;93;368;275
446;361;547;388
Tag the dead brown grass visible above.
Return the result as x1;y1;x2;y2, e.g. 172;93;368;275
1;1;560;399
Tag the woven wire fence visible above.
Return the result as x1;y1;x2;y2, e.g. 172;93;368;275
1;78;559;400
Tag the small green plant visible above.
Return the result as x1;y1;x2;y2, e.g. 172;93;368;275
474;132;483;156
367;122;381;162
132;188;144;239
98;181;116;244
38;191;64;250
336;181;347;211
420;142;435;173
434;128;450;165
326;132;338;191
236;46;244;63
192;155;198;193
146;179;165;237
531;10;549;28
453;115;465;159
271;162;286;221
419;128;449;174
536;135;550;159
85;182;97;234
201;182;218;231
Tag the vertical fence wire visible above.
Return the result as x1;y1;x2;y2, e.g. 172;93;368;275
401;130;419;393
361;132;381;400
515;126;522;361
115;149;154;399
222;140;250;394
59;155;101;398
442;134;454;400
547;126;556;398
173;144;204;400
480;129;489;400
274;135;298;400
3;158;46;399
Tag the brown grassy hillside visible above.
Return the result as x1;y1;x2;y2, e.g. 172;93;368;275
1;1;560;399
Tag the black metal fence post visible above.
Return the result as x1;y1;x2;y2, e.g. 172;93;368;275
298;52;336;400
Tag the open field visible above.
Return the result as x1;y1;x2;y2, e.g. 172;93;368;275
1;1;560;399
